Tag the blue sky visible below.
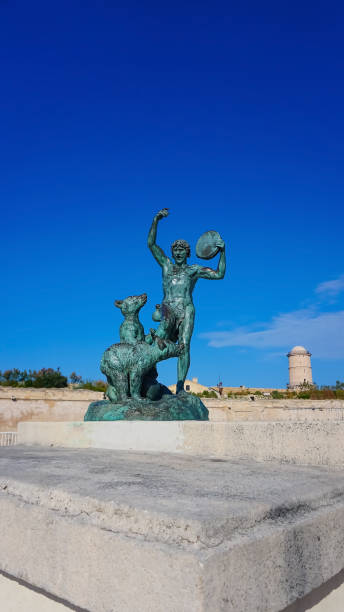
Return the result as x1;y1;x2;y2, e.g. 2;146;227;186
1;1;344;387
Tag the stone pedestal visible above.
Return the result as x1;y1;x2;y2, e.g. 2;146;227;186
17;420;344;467
1;446;344;611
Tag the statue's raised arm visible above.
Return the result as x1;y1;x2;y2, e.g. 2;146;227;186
147;208;170;267
197;238;226;280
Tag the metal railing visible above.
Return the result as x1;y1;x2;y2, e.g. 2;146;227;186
0;432;17;446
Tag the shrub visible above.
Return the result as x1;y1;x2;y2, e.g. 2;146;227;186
80;380;107;392
271;390;284;399
297;391;311;399
200;390;217;398
194;390;217;398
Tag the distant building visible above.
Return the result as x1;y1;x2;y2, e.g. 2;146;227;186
287;346;313;389
168;377;215;395
222;386;285;395
169;378;286;396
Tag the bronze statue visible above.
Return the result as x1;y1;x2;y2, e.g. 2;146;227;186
148;209;226;392
85;208;226;421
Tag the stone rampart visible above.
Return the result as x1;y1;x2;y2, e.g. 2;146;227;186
206;398;344;422
0;387;103;431
1;387;344;430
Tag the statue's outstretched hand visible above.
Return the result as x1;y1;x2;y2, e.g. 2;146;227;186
155;208;169;221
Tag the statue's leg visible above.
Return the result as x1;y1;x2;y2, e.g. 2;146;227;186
129;370;142;398
113;372;129;400
176;307;194;393
105;384;118;403
155;317;171;339
154;303;176;341
141;367;162;401
176;347;190;393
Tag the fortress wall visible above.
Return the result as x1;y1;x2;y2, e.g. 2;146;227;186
207;398;344;422
0;387;103;431
0;387;343;431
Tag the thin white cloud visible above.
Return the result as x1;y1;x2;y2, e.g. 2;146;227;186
316;275;344;297
200;309;344;359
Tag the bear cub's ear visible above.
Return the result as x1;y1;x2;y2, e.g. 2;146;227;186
114;300;123;308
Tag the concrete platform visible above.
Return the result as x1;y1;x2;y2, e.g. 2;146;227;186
1;446;344;611
18;420;344;467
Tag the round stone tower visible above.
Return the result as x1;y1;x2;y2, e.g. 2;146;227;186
287;346;313;389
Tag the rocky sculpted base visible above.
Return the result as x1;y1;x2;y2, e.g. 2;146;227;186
84;390;209;421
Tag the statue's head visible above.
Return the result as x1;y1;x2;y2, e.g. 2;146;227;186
114;293;147;315
171;239;190;264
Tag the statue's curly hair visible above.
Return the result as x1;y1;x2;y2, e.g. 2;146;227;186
171;239;191;258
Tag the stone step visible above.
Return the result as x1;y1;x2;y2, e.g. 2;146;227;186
17;420;344;468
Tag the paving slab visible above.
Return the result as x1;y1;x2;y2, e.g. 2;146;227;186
1;446;344;611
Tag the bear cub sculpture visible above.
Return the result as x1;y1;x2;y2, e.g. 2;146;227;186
102;293;184;403
114;293;147;344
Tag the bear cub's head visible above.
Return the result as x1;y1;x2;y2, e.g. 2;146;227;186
114;293;147;316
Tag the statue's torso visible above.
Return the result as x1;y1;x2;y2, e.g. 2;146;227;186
162;261;198;306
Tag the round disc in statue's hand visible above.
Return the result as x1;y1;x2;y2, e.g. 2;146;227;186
196;230;221;259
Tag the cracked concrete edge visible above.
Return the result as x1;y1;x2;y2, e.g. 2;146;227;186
1;484;344;611
2;473;344;551
0;493;204;612
0;478;208;548
201;501;344;612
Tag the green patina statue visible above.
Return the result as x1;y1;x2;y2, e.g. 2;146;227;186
84;209;226;421
101;293;184;402
148;208;226;392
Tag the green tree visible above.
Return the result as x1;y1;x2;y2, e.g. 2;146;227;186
32;368;68;388
70;372;83;385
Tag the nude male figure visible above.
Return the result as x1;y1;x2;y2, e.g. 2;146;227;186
148;208;226;393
